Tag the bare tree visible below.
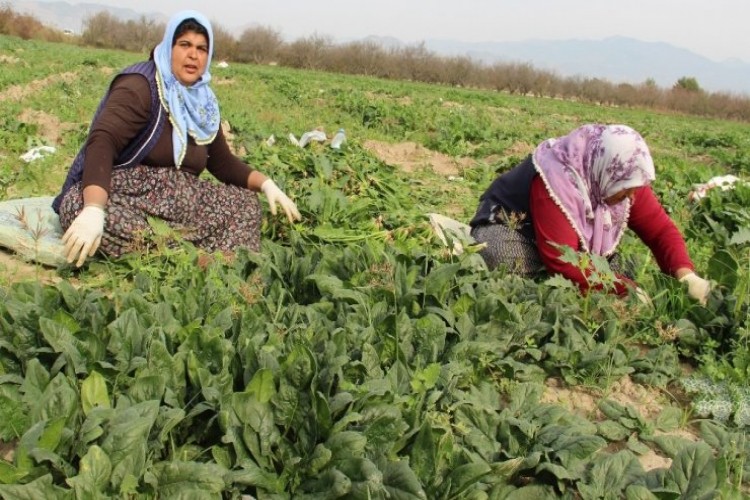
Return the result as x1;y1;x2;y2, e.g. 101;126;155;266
441;55;477;87
81;11;121;48
209;21;238;62
6;0;750;122
277;34;333;70
395;42;443;83
129;16;163;54
0;3;62;40
237;26;284;64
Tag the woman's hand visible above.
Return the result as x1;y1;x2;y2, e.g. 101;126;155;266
62;204;105;267
260;179;301;223
679;272;711;305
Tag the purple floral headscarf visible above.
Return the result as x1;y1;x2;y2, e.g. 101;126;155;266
532;124;656;256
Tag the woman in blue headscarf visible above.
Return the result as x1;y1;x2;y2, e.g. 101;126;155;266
54;10;300;267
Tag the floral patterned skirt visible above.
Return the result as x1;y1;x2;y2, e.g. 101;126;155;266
59;166;262;258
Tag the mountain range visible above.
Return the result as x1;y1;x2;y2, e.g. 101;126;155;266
9;1;168;33
418;37;750;96
9;0;750;95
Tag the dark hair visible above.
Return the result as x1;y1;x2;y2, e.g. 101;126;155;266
172;18;210;49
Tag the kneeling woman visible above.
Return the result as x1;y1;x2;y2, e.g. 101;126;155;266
54;10;300;267
469;124;710;303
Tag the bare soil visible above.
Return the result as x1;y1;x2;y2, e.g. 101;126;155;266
18;108;76;146
363;139;473;177
0;72;77;102
0;440;15;462
0;249;61;285
542;375;699;471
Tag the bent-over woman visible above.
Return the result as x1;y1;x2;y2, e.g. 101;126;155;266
469;124;711;304
54;10;300;267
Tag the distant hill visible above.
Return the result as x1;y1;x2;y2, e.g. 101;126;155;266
368;36;750;96
8;0;167;34
9;1;750;96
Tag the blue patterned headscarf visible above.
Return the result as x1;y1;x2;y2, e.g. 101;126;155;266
153;10;220;167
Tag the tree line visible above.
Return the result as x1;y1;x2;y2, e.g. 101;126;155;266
2;4;750;121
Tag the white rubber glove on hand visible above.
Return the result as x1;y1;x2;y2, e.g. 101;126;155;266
261;179;301;223
62;204;105;267
679;272;711;305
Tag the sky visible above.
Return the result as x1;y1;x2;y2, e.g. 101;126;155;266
27;0;750;63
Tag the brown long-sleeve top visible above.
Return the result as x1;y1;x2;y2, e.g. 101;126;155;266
81;73;252;192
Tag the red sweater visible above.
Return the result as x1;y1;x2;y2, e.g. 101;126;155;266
529;176;693;294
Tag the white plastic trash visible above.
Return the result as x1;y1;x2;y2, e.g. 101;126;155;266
20;145;56;163
330;129;346;149
688;174;744;202
428;213;474;256
298;130;327;148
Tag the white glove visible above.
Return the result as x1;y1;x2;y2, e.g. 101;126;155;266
679;272;711;305
260;179;301;223
62;204;105;267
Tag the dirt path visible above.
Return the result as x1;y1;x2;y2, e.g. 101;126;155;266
0;72;77;102
363;140;476;218
17;108;77;146
0;249;61;285
363;140;473;176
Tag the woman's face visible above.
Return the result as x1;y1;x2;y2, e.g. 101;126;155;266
603;187;637;206
171;31;209;86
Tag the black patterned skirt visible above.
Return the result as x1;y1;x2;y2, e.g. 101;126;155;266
470;223;544;276
471;223;634;278
59;166;262;258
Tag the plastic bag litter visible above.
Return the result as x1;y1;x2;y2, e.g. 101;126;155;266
428;213;475;256
289;130;327;148
688;174;745;202
20;145;56;163
265;134;276;147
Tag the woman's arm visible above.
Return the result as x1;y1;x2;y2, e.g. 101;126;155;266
247;171;267;190
65;75;152;266
205;126;299;221
627;186;694;277
82;185;109;208
205;127;255;187
628;187;714;304
81;74;152;199
530;176;632;294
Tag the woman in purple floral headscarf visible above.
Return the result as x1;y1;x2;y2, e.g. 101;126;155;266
55;10;301;268
469;124;710;304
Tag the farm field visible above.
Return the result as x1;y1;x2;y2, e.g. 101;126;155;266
0;34;749;498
